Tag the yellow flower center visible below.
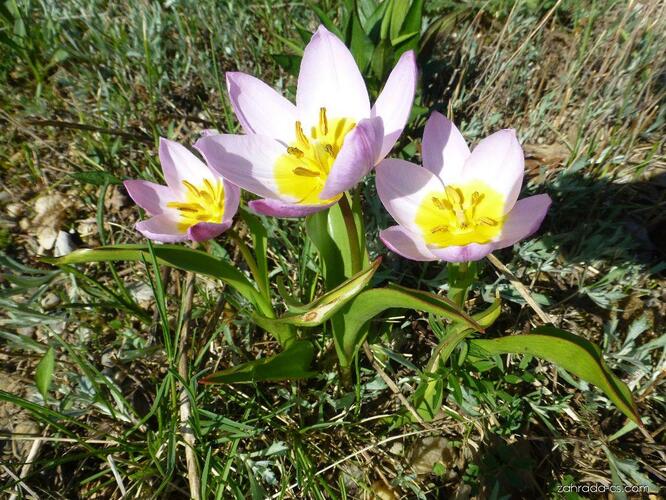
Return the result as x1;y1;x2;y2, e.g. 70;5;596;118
166;179;225;231
415;181;506;247
274;107;355;205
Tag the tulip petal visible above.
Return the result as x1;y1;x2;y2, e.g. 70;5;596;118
297;25;370;126
159;138;213;194
376;159;444;233
380;225;437;261
226;72;297;144
195;134;291;201
319;117;383;199
371;50;417;160
462;129;524;212
222;179;241;225
248;198;336;218
422;112;470;184
428;243;496;263
187;220;232;242
123;180;174;215
494;194;551;249
135;214;188;243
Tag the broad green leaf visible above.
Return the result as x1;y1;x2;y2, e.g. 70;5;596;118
350;10;374;73
379;0;394;41
43;244;270;315
389;0;410;41
271;53;301;76
469;326;640;425
35;347;55;399
201;341;316;384
331;284;483;368
276;276;307;312
395;0;423;52
256;257;381;329
71;171;122;186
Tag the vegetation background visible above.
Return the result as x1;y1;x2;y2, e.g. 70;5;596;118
0;0;664;498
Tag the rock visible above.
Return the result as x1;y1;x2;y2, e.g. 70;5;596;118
36;226;58;251
40;293;61;310
32;193;67;253
105;185;129;212
54;230;77;256
408;436;456;475
128;282;154;307
18;218;30;231
5;202;23;218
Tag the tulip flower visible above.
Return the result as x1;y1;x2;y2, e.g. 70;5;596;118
376;112;551;262
124;138;240;242
195;25;417;217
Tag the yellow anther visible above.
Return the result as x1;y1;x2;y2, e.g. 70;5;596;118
287;146;304;158
444;185;464;206
478;217;498;226
432;196;453;211
295;121;309;146
319;107;329;135
182;180;201;197
431;225;449;233
324;144;335;157
471;191;485;206
292;167;321;177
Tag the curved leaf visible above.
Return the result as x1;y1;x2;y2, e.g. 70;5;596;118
42;244;270;314
35;346;55;399
332;283;483;367
201;341;316;384
469;326;640;425
256;258;382;330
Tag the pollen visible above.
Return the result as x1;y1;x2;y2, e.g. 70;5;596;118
167;178;225;231
415;180;506;247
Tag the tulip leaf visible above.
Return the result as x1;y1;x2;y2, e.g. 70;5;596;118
35;347;55;399
201;341;316;384
331;284;483;368
255;257;382;330
469;326;640;425
43;244;269;315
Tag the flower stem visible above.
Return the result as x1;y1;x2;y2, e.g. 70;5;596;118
229;229;272;314
339;192;362;275
447;262;472;309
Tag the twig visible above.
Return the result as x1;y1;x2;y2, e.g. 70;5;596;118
8;437;44;500
2;464;39;499
0;435;119;445
107;454;127;497
362;342;435;430
23;118;153;144
487;253;554;324
178;271;201;500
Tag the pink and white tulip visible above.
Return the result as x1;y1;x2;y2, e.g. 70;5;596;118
195;25;417;217
376;112;551;262
124;138;240;243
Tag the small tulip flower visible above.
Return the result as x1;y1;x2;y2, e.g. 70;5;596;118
195;25;417;217
124;138;240;242
376;112;551;262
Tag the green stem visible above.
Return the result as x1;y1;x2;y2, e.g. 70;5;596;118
447;262;470;309
338;193;362;275
229;229;273;316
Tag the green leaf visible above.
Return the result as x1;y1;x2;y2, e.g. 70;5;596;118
43;244;270;315
389;0;410;41
256;257;381;329
307;2;344;39
350;11;374;73
379;0;394;41
71;171;122;186
271;53;301;76
201;341;316;384
331;284;483;368
469;326;640;425
35;347;55;399
394;0;422;52
240;209;270;300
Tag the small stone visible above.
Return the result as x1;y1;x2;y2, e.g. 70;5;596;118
41;293;61;310
16;327;35;338
5;203;23;218
36;226;58;251
408;436;456;475
105;185;129;212
54;230;77;256
128;282;154;307
18;218;30;231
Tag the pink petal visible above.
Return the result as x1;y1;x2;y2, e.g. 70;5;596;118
376;159;444;234
195;134;290;201
297;25;370;126
422;112;470;184
226;72;297;144
187;221;232;242
371;50;417;160
248;198;335;218
319;117;383;199
222;179;241;225
493;194;551;249
380;225;436;261
135;214;188;243
428;243;496;263
159;138;214;194
123;180;174;215
462;129;524;213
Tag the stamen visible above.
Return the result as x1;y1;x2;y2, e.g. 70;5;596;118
293;167;321;177
431;225;449;233
432;196;453;211
319;107;328;135
295;121;309;146
287;146;304;158
478;217;498;226
182;180;201;197
324;144;335;157
471;191;485;206
444;186;464;206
